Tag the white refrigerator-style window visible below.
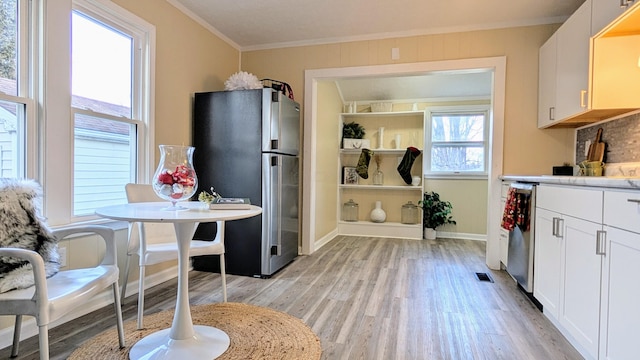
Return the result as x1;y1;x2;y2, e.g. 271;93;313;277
71;2;152;218
0;0;36;179
425;105;489;176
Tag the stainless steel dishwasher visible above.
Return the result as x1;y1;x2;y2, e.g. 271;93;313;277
504;182;539;304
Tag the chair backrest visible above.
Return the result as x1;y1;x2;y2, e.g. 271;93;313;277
0;178;60;293
124;184;176;253
125;183;163;203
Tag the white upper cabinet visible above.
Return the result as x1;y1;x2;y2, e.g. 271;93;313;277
538;0;640;128
554;0;592;123
591;0;633;35
537;34;557;128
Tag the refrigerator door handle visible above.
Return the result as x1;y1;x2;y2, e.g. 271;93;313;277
270;155;282;257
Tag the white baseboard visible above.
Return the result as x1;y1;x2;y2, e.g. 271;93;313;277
313;229;339;252
437;231;486;242
0;265;179;350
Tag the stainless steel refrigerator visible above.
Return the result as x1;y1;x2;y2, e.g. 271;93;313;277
191;88;300;278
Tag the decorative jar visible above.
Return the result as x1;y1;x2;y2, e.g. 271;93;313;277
370;201;386;223
373;169;384;185
152;145;198;210
401;201;419;224
342;199;359;222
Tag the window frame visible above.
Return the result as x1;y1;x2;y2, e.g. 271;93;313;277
424;104;490;179
0;0;38;179
69;0;155;221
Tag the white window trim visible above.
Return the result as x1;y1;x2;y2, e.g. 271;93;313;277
0;0;38;179
42;0;155;226
424;104;490;179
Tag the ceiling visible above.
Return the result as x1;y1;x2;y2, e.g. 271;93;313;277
169;0;583;51
168;0;583;102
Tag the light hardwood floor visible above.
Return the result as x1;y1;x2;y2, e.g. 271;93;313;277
1;236;582;359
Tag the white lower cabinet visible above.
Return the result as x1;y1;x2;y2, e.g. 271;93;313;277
560;216;602;359
535;185;640;359
599;189;640;360
535;185;603;360
533;208;562;319
599;226;640;360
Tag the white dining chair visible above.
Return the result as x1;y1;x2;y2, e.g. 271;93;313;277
0;227;126;360
121;183;227;329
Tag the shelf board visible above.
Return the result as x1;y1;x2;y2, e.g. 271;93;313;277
340;148;422;155
340;184;422;190
338;220;423;239
341;111;424;117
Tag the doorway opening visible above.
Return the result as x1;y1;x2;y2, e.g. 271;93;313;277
302;57;506;270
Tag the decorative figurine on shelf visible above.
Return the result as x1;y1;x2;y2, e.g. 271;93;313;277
370;201;386;223
377;127;385;149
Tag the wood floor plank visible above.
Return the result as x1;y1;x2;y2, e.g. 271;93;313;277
0;236;584;360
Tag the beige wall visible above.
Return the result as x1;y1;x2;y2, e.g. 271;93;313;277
425;179;489;235
114;0;239;152
314;82;342;238
242;25;575;176
242;25;575;244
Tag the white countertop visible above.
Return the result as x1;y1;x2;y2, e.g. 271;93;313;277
501;175;640;189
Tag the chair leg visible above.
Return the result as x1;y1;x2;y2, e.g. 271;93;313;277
112;282;126;348
38;324;49;360
11;315;22;357
137;265;146;329
220;254;227;302
120;253;132;303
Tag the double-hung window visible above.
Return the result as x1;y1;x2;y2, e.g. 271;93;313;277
0;0;36;179
71;0;154;218
425;105;489;177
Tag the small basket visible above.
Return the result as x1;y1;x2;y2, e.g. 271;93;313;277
370;102;392;112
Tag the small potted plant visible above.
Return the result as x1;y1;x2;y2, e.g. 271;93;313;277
419;191;456;240
342;121;370;149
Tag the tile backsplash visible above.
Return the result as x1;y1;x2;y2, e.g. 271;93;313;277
576;111;640;164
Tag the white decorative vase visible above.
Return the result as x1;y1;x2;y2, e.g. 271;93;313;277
370;201;386;223
424;228;437;240
377;127;385;149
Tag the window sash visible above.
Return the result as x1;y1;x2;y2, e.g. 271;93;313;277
425;106;489;176
69;0;153;221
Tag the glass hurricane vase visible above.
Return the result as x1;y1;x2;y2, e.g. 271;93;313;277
152;145;198;210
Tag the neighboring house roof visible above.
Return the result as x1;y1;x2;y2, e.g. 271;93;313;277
0;77;130;136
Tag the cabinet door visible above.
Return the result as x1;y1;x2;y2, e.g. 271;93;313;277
534;208;562;318
537;34;557;128
561;216;602;359
555;0;591;121
591;0;628;35
600;226;640;359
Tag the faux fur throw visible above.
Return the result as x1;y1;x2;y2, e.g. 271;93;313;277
0;178;60;293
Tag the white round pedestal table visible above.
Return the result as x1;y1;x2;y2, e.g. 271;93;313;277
96;201;262;360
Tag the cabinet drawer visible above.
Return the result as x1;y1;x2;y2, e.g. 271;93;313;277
537;185;603;223
603;189;640;233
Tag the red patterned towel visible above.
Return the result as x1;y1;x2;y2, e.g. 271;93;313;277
501;187;531;232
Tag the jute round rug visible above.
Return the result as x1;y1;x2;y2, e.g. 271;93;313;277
68;302;322;360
